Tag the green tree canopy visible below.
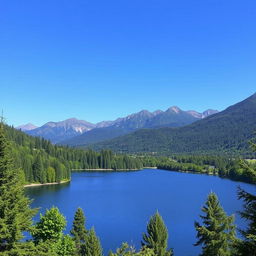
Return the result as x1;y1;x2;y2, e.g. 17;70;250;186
194;192;236;256
71;207;87;255
237;187;256;255
0;122;36;252
32;207;66;243
82;227;103;256
55;234;76;256
142;211;173;256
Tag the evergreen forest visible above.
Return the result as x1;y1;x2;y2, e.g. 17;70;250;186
0;121;255;255
5;124;143;184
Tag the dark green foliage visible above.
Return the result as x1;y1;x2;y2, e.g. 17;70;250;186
82;227;103;256
33;154;46;183
71;208;87;255
3;124;144;184
0;241;39;256
142;211;173;256
55;235;76;256
0;122;36;252
237;187;256;255
194;193;236;256
33;240;58;256
237;159;256;184
236;143;256;255
157;155;256;184
32;207;66;243
92;93;256;157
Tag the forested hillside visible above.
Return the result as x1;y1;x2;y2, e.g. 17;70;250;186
5;124;144;184
91;93;256;156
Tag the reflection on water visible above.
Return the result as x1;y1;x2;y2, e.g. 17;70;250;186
25;181;70;196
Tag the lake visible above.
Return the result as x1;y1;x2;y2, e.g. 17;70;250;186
25;169;255;256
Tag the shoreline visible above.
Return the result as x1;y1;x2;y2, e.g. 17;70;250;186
72;168;140;171
24;180;70;188
72;167;157;171
24;168;158;188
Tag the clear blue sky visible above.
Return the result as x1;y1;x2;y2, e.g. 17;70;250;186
1;0;255;126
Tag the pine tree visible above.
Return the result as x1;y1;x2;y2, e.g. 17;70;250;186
82;227;103;256
194;192;236;256
33;154;46;183
142;211;173;256
70;208;87;255
0;122;36;252
237;187;256;255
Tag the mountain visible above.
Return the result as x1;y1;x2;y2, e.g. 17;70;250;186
91;93;256;156
18;106;218;146
61;110;156;146
26;118;95;143
62;108;218;147
202;109;219;118
95;120;115;128
187;109;219;119
16;123;38;131
144;106;201;128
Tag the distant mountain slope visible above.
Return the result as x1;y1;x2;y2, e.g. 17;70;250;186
27;118;95;143
91;93;256;155
16;123;38;131
62;108;218;147
145;107;200;128
60;126;130;146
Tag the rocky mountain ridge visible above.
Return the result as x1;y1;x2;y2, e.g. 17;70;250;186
17;107;219;144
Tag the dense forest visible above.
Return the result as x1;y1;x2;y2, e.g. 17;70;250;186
157;154;256;184
5;124;144;184
0;121;255;255
5;122;256;185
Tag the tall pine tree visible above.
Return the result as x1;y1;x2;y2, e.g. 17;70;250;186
237;187;256;255
0;121;36;252
70;208;87;255
32;154;46;184
142;211;173;256
194;192;236;256
82;227;102;256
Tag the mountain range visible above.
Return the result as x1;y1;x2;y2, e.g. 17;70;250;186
24;118;95;143
91;93;256;156
16;123;38;131
17;108;218;144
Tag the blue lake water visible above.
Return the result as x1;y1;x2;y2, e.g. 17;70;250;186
25;169;255;256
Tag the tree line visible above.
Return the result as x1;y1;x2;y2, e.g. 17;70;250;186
5;124;144;184
157;154;256;184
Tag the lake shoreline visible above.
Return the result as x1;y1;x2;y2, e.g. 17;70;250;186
24;168;158;188
158;168;255;185
24;179;70;188
72;167;157;171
